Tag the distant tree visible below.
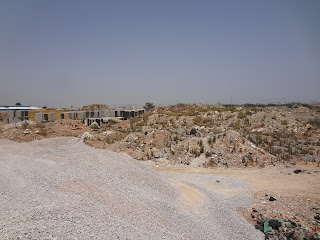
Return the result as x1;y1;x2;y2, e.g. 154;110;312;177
144;102;155;111
42;106;47;109
144;102;155;112
15;102;22;106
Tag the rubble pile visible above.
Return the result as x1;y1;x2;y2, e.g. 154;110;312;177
0;119;90;142
81;104;320;168
236;189;320;240
1;104;319;168
0;112;7;123
80;104;109;111
252;209;320;240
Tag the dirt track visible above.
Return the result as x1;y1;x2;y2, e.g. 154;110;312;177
147;162;320;230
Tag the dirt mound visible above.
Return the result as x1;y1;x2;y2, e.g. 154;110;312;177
0;137;263;239
80;104;109;111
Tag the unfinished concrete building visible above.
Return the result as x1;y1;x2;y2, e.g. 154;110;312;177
83;109;145;126
29;108;145;125
122;109;145;119
35;113;55;123
75;111;86;120
85;118;110;126
6;110;29;124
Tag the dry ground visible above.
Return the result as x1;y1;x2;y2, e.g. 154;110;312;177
144;162;320;231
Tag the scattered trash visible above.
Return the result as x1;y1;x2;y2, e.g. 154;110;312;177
269;196;276;201
256;217;320;239
101;131;113;136
81;132;93;140
285;216;293;222
264;218;283;233
294;169;302;174
253;208;320;240
190;128;197;135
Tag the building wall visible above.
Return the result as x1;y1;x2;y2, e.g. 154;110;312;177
5;108;145;124
35;113;43;123
6;110;30;124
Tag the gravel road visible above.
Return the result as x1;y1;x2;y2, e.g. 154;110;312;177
0;137;263;239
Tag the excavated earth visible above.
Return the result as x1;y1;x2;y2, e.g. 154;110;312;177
0;137;263;239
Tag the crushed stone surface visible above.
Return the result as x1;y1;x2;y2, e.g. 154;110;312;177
0;137;263;239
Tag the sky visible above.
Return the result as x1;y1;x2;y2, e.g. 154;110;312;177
0;0;319;108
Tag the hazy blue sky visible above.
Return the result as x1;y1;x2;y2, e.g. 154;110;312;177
0;0;319;108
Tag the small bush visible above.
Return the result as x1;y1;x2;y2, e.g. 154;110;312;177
205;151;212;158
245;110;252;116
90;122;99;130
238;112;246;119
193;116;202;125
200;145;204;154
22;121;29;129
144;102;155;112
308;117;320;128
191;148;200;157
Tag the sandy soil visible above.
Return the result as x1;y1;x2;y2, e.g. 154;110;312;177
144;162;320;230
147;163;320;199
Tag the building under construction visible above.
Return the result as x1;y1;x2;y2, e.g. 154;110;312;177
0;106;145;125
35;109;145;126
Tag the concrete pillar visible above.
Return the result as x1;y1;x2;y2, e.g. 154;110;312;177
78;111;86;120
35;113;44;123
67;112;72;119
15;110;22;118
49;113;55;122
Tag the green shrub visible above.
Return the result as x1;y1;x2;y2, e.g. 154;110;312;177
22;121;29;129
200;145;204;154
308;117;320;128
205;151;212;158
144;102;155;112
238;112;246;119
90;122;99;130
